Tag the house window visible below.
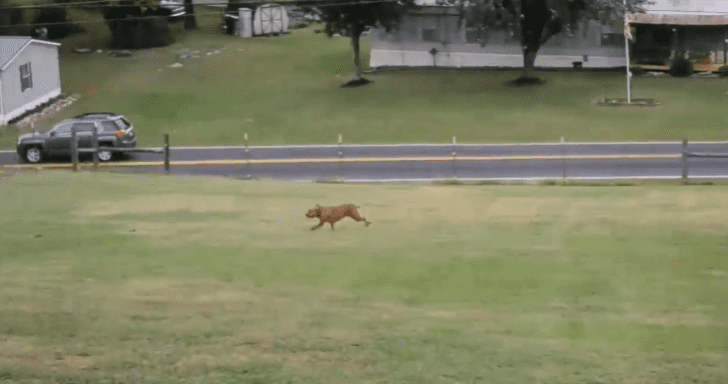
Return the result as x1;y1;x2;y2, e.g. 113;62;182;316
422;28;438;42
20;62;33;92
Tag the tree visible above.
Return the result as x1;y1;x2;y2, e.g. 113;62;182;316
103;0;171;49
456;0;647;83
183;0;196;29
0;0;26;36
315;0;417;82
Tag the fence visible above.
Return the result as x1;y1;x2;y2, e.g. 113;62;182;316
681;138;728;181
70;127;170;172
7;132;728;183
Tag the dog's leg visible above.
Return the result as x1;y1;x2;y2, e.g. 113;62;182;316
349;209;371;226
330;222;335;230
311;221;324;231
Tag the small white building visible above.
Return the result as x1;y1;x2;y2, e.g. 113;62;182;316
0;36;62;126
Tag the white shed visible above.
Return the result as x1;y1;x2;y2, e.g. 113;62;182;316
253;4;289;36
0;36;62;126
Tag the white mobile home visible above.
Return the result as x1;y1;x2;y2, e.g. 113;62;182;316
0;37;62;126
369;0;728;71
369;0;626;70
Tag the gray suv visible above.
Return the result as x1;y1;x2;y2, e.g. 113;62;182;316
16;113;136;163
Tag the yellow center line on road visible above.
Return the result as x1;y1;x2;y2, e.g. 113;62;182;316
2;154;683;170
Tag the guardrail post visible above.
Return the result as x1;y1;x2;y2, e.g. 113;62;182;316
71;127;78;172
452;136;457;180
164;133;170;173
682;138;688;183
561;136;566;182
338;133;343;181
92;125;99;169
244;133;250;179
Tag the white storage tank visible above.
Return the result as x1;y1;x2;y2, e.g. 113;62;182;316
237;8;253;38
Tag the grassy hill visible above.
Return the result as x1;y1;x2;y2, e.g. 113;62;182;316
1;8;727;150
1;170;728;383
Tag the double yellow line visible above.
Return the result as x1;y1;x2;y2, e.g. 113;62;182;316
2;153;682;170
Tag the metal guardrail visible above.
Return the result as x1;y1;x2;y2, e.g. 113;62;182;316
5;134;728;183
682;138;728;181
70;128;170;172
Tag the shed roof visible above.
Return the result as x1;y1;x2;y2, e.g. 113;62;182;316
0;36;60;71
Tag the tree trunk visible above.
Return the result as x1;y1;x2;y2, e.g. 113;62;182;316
351;24;363;79
522;45;538;79
184;0;196;30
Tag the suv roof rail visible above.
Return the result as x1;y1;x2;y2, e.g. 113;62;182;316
75;112;118;118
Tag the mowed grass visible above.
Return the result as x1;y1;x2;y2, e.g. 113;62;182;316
1;171;728;383
2;10;728;149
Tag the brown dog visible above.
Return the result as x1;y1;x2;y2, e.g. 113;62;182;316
306;204;371;230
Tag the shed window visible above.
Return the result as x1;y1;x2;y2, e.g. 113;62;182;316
20;62;33;92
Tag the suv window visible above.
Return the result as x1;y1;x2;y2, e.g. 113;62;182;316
71;122;97;133
51;122;73;136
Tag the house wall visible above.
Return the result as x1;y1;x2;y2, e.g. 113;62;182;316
1;42;62;125
370;10;627;69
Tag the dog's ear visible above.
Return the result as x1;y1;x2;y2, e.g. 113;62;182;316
316;204;321;208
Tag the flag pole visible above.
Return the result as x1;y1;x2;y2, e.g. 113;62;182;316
624;0;632;103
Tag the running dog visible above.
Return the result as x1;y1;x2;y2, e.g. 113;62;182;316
306;204;371;230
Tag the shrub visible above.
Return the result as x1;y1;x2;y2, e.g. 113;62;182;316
716;65;728;78
32;5;82;39
668;57;693;77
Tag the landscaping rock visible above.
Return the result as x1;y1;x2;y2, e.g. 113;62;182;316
108;50;133;58
168;63;183;68
693;72;718;78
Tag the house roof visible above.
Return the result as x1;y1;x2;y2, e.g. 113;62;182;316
630;13;728;25
0;36;60;72
641;0;728;15
630;0;728;25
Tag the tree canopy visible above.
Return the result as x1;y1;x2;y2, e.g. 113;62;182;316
454;0;648;82
314;0;418;81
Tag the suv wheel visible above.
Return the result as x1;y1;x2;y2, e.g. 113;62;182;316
98;149;113;162
23;146;43;163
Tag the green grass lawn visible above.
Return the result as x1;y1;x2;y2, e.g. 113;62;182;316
1;170;728;383
2;10;728;150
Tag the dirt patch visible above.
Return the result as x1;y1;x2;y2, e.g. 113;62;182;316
79;194;243;217
641;312;713;327
0;337;93;375
534;363;565;380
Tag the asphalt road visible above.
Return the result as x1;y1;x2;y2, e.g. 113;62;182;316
5;141;726;181
5;141;728;163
